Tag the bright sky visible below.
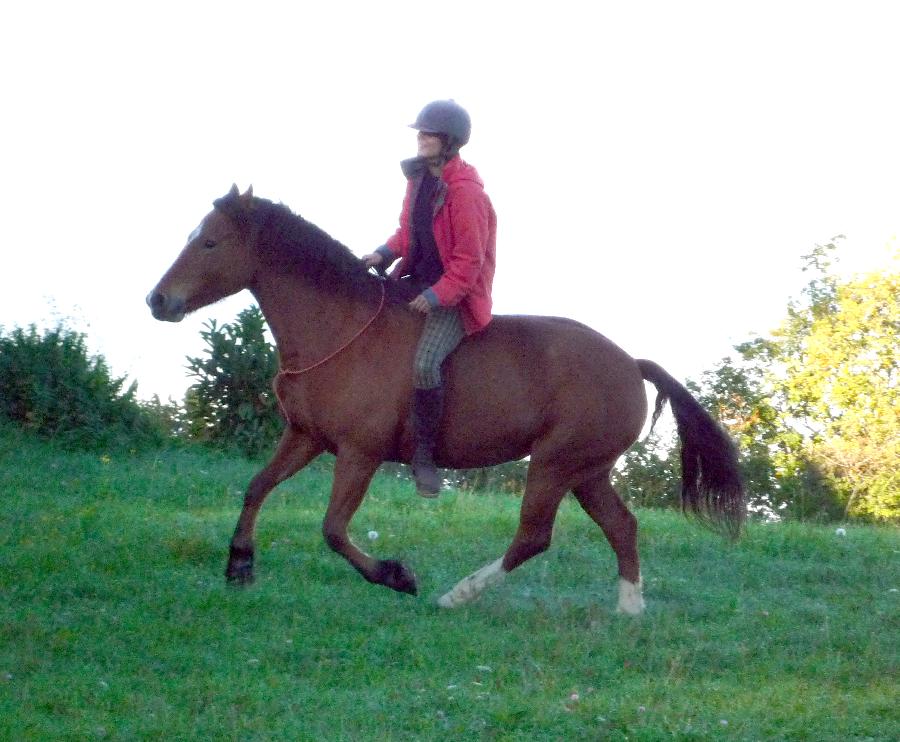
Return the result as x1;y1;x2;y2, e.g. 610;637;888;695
2;1;897;402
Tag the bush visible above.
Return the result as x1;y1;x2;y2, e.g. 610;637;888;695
0;324;162;449
184;306;282;458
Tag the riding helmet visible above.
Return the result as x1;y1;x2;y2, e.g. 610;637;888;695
409;100;471;147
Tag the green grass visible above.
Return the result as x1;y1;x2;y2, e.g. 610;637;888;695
1;427;897;741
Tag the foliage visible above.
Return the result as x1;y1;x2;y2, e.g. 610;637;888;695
686;357;788;520
0;323;162;449
1;430;897;740
613;432;681;510
781;265;898;520
140;394;192;442
185;306;282;458
450;459;530;494
687;239;899;522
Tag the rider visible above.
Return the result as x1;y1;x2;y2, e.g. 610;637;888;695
362;100;497;497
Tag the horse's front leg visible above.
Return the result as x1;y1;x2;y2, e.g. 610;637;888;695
322;448;418;595
226;427;323;584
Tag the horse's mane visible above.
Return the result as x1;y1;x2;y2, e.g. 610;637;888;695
251;197;406;304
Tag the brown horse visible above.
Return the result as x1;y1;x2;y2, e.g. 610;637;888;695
147;185;744;614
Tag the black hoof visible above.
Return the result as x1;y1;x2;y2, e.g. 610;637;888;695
225;565;255;585
375;559;418;596
225;545;255;585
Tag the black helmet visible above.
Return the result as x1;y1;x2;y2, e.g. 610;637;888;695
409;100;471;147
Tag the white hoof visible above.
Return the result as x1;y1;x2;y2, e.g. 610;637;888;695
438;557;506;608
437;592;459;609
616;577;645;615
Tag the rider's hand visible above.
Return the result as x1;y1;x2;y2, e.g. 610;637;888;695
409;294;432;314
362;252;384;268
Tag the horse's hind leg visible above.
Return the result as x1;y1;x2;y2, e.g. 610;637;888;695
572;472;644;615
438;458;568;608
226;428;323;584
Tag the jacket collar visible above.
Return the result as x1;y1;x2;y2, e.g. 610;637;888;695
400;155;471;182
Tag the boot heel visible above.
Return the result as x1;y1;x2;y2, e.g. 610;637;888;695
412;458;442;497
411;386;445;498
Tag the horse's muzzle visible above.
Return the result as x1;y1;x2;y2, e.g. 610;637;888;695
146;290;186;322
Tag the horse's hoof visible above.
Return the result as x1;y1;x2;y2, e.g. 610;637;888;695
376;559;418;596
225;545;254;585
225;566;255;586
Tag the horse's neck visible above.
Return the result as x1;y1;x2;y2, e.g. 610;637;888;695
250;273;376;369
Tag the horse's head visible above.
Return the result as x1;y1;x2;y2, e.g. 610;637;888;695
147;184;258;322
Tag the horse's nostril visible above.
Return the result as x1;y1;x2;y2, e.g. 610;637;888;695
147;291;164;311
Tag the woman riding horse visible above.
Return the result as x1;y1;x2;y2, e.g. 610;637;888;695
147;182;744;612
363;100;496;497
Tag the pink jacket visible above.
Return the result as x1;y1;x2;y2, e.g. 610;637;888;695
384;156;496;334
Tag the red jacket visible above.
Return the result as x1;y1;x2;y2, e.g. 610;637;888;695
384;156;496;334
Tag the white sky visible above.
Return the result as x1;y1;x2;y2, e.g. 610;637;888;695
2;1;897;402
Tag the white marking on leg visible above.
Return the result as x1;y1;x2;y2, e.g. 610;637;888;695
616;575;645;615
438;557;506;608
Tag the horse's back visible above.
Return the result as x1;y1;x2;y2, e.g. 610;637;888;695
439;314;648;468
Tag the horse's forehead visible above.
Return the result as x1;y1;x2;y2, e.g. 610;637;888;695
186;209;227;244
187;218;206;244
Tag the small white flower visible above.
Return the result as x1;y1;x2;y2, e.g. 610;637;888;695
570;692;580;702
476;665;492;672
835;527;846;536
367;530;379;541
720;719;729;726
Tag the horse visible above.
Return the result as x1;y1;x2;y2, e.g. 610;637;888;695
146;185;744;614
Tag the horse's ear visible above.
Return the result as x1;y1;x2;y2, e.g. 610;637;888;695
214;184;246;222
243;185;254;199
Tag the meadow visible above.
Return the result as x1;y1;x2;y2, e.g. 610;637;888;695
1;426;897;741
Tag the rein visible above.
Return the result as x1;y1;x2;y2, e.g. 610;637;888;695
273;281;385;415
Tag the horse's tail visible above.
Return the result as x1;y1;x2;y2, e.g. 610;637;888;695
636;359;745;540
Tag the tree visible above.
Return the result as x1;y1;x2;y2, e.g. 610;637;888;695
776;260;898;519
691;239;898;521
185;306;282;457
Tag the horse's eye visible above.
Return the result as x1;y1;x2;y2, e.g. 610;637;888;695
203;239;217;249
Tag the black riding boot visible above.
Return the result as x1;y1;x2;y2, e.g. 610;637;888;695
411;386;444;497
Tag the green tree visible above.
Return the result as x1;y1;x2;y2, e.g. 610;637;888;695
185;306;282;457
701;239;898;521
612;432;681;510
776;261;898;519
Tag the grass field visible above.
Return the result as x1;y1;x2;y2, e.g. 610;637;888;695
1;426;897;740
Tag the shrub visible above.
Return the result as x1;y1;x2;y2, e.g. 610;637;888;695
0;324;162;449
184;306;282;458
